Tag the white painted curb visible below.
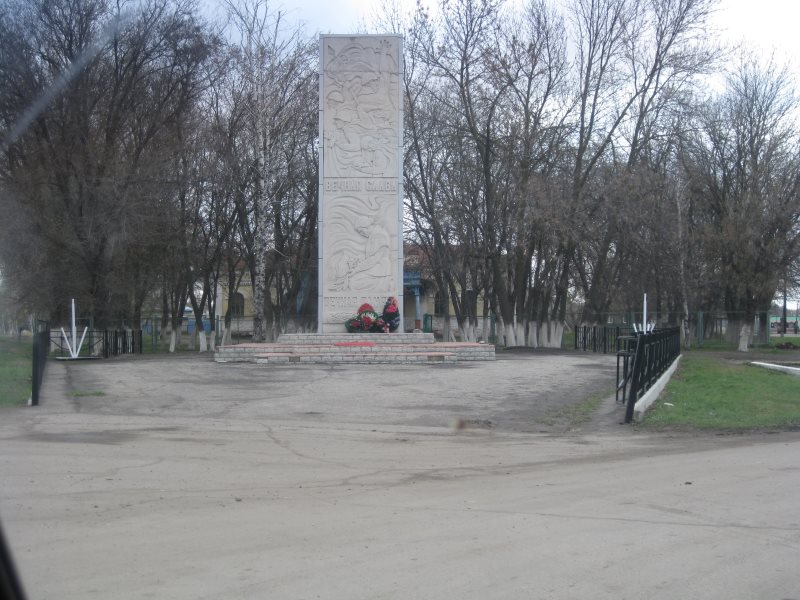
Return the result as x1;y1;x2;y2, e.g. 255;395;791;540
633;355;682;422
750;362;800;377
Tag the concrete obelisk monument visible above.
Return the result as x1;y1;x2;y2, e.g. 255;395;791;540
318;35;404;333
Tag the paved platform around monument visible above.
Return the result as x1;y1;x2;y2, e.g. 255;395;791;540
1;351;798;600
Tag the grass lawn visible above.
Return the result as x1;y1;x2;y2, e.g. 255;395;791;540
0;337;32;407
642;353;800;429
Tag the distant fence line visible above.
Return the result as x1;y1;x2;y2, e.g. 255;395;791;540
101;330;143;357
586;310;782;347
574;325;633;354
47;329;143;358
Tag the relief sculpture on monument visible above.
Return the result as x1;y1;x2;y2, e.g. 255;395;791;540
326;194;394;293
323;38;399;178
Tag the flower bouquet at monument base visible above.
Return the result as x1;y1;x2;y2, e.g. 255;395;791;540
382;297;401;332
344;297;400;333
344;303;383;333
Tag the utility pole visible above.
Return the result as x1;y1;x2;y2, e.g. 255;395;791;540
782;277;788;336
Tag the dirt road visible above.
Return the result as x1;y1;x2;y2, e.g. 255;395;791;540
1;352;797;599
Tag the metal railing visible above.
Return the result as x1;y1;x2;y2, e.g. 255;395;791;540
621;328;682;423
31;321;49;406
615;335;638;407
48;329;143;358
575;325;633;354
102;330;143;357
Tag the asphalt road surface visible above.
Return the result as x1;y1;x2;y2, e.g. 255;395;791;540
1;352;798;599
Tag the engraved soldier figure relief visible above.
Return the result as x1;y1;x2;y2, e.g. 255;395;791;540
323;39;399;178
326;195;394;293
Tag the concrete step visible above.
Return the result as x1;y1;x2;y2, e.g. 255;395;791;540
219;344;490;354
276;332;436;345
214;340;495;364
252;351;457;364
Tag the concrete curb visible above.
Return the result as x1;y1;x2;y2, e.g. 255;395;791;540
633;355;682;422
750;361;800;376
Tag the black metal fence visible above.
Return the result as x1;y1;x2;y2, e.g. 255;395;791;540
102;330;143;357
583;311;782;347
31;321;49;407
48;329;143;358
620;328;682;423
574;325;633;354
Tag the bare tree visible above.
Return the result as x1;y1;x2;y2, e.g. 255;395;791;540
224;0;316;342
493;0;571;346
681;58;800;350
0;0;216;327
570;0;716;326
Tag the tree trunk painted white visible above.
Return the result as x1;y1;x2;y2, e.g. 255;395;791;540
460;323;476;342
525;320;539;348
221;327;231;347
495;315;504;346
169;330;177;353
503;323;517;347
198;330;207;352
537;321;564;349
737;322;752;352
208;331;215;352
514;322;526;347
443;314;452;342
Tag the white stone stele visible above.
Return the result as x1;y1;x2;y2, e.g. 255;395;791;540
318;35;404;333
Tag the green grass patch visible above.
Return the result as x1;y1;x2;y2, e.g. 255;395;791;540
0;337;33;407
692;338;737;351
561;329;575;349
642;354;800;430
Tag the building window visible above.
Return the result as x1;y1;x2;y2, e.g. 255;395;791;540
229;292;245;318
434;292;445;316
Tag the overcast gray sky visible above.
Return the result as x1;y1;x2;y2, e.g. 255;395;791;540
254;0;800;66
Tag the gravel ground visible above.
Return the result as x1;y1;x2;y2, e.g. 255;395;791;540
52;349;619;433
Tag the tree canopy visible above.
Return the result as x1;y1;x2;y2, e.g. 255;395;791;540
1;0;798;351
